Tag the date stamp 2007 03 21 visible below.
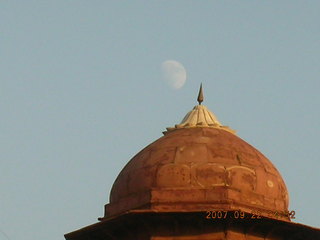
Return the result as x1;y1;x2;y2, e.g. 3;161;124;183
205;210;296;220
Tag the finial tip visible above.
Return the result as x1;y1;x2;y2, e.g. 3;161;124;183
197;83;204;105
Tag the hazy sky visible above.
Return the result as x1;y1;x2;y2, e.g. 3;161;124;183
1;1;320;239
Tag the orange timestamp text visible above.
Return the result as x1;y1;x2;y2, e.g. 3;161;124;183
205;210;296;220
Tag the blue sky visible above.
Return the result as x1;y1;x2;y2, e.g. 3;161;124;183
1;1;319;239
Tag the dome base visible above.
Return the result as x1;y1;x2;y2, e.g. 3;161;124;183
104;187;289;221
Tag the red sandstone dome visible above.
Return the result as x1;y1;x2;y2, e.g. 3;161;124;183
104;87;289;221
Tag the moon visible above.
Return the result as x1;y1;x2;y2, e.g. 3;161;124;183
161;60;187;89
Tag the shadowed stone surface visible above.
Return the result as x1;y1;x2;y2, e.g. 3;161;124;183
65;212;320;240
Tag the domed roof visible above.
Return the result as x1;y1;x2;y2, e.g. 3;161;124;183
103;86;289;221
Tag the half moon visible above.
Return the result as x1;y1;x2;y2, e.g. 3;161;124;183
161;60;187;89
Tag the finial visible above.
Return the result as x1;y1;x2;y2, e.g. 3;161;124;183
197;83;204;105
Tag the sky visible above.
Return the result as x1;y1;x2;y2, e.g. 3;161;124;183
1;1;320;239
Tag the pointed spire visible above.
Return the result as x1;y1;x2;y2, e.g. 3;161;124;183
197;83;204;105
164;83;236;134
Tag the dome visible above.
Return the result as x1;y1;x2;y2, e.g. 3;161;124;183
103;86;289;221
